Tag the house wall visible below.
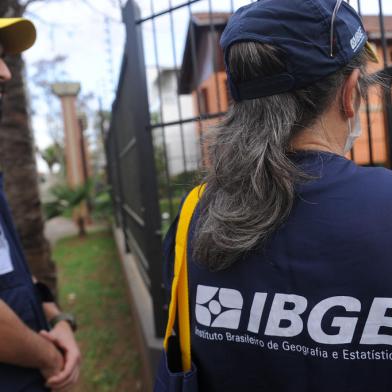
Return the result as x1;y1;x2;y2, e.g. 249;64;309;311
192;71;228;165
151;70;200;176
189;30;226;93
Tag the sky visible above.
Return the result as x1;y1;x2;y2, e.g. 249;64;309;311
24;0;126;171
22;0;392;172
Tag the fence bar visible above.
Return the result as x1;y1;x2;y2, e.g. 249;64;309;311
150;0;174;219
364;91;374;164
208;0;223;114
356;0;374;165
188;5;206;166
150;111;227;129
112;116;130;254
168;0;188;174
379;0;389;68
123;203;146;228
105;132;120;227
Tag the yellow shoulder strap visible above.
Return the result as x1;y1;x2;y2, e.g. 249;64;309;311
163;184;206;372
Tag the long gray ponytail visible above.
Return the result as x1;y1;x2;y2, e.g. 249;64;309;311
192;41;374;270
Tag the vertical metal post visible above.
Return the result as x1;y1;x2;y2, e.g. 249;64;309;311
168;0;188;174
364;90;374;166
188;6;206;166
357;0;374;165
112;105;131;254
105;131;120;227
98;98;108;182
122;0;166;337
378;1;390;80
110;52;130;249
208;0;223;114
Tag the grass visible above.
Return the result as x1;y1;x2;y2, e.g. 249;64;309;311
53;230;142;392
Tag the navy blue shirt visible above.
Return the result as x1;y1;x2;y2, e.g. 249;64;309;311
164;151;392;392
0;174;49;391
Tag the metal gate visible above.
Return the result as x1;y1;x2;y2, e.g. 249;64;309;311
106;0;392;338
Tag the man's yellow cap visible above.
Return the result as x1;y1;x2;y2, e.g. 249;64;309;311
0;18;36;55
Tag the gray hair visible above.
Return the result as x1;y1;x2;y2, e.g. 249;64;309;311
192;41;376;270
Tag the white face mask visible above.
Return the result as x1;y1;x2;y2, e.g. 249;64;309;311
343;111;362;154
343;83;362;154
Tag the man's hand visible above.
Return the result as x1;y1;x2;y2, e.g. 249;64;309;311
39;342;64;383
40;321;81;391
0;299;66;381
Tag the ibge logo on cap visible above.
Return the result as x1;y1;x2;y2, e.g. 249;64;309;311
195;285;243;329
351;26;365;52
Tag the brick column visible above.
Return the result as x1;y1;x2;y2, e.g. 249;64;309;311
51;83;90;225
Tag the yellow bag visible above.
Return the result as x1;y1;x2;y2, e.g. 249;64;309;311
163;184;206;372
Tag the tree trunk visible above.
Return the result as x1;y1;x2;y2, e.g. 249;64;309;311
0;0;57;294
77;216;86;238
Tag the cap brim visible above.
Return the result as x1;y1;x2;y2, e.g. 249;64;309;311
0;18;36;55
365;41;379;64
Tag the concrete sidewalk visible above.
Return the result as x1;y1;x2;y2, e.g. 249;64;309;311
45;217;108;247
45;217;78;246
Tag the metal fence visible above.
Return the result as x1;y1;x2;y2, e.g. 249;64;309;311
106;0;392;338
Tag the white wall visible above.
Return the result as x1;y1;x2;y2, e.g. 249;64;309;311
149;69;200;176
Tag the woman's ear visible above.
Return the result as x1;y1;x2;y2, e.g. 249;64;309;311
342;69;361;119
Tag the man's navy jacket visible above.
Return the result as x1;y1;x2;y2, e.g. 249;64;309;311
0;174;49;391
163;151;392;392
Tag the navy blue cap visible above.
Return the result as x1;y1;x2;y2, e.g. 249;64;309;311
221;0;373;101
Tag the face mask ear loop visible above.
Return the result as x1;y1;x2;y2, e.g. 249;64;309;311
357;81;362;106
